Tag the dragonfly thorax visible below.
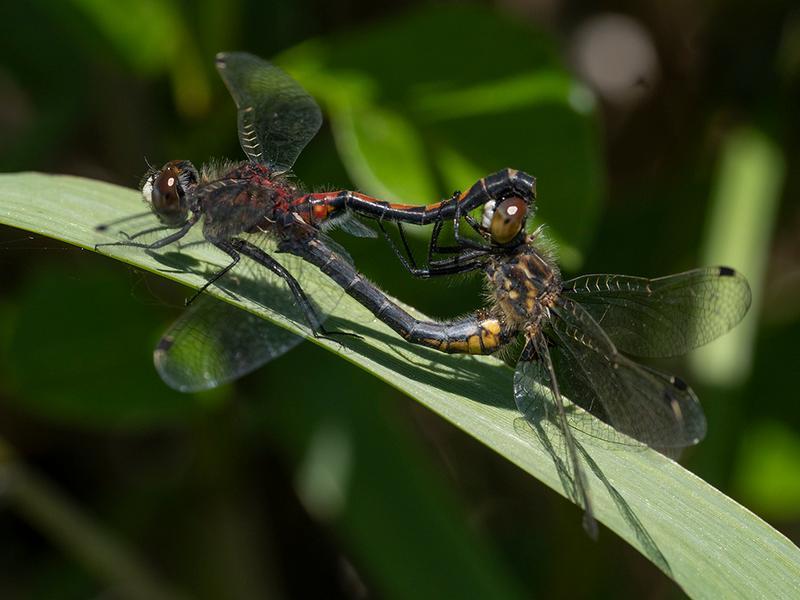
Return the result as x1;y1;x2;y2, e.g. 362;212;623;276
486;245;561;330
190;162;304;242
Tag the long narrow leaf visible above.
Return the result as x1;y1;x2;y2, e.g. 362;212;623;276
1;172;798;599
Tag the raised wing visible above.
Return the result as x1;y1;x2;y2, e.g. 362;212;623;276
562;267;751;358
216;52;323;173
547;297;707;449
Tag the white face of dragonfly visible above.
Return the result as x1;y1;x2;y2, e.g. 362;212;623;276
140;175;154;205
481;196;528;245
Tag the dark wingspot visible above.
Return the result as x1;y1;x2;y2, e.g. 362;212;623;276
156;336;175;353
719;266;735;277
672;376;688;391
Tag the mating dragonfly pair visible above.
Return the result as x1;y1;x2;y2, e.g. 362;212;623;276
97;52;751;534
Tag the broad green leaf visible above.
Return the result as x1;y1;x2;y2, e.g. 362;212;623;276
1;172;799;599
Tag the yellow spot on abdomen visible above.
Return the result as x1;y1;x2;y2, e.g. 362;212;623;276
468;335;483;354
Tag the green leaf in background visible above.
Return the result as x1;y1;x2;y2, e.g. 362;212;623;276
278;6;603;265
2;172;798;599
733;421;800;520
691;127;784;387
1;263;218;428
67;0;212;117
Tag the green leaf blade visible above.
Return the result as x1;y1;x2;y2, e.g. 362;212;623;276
1;172;798;599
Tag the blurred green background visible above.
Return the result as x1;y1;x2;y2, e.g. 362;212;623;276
1;1;798;598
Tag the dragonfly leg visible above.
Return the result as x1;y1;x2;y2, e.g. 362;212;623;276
423;250;490;276
120;224;173;241
394;222;418;268
376;221;439;278
377;220;488;278
229;237;354;339
425;202;490;260
95;214;199;252
426;220;445;263
184;240;241;306
452;204;491;251
463;213;487;237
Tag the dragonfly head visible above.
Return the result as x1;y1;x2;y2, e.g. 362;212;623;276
140;160;199;226
481;195;529;246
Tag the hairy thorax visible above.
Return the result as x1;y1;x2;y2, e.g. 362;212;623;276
194;161;304;242
485;244;561;336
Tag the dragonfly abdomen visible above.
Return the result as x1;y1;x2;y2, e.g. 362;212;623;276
297;237;513;355
297;168;537;228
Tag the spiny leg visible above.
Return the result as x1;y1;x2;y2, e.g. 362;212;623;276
184;240;241;306
422;249;490;276
376;220;488;278
376;220;428;277
452;203;491;251
120;224;173;241
394;222;417;269
95;214;199;252
427;203;491;260
230;237;358;340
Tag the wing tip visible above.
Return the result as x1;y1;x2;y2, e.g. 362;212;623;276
154;335;175;354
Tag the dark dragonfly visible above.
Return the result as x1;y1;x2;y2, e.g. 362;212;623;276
95;52;535;390
316;193;750;534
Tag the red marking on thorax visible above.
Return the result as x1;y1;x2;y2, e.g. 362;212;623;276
312;204;334;220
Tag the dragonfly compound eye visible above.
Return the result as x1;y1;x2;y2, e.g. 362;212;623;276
149;162;191;226
490;196;527;244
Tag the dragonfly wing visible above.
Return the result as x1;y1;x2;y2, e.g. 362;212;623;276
216;52;322;173
514;338;597;536
229;229;348;329
315;229;356;266
548;297;707;449
152;230;347;392
155;294;304;393
323;213;379;239
562;267;751;358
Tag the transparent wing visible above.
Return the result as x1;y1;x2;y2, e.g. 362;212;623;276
150;230;348;392
322;213;378;239
514;338;596;536
562;267;751;358
548;297;707;449
155;295;304;393
216;52;322;172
